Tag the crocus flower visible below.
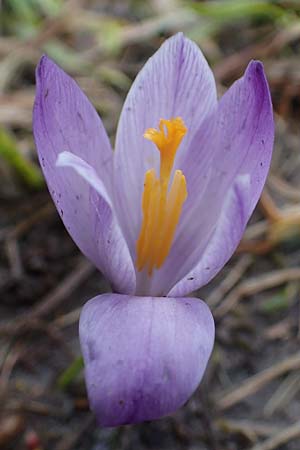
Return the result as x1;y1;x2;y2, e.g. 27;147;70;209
33;33;274;427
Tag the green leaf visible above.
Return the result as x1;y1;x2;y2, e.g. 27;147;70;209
260;290;290;314
33;0;63;16
98;66;131;90
189;0;285;22
96;21;123;55
0;128;44;189
58;356;84;389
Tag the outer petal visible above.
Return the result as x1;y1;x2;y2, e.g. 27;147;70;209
114;33;217;258
33;56;111;266
80;293;214;427
33;56;136;293
56;152;135;294
34;55;113;190
168;61;274;296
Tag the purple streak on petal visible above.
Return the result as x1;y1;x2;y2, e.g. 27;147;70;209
90;190;136;294
57;152;136;294
80;293;214;426
33;56;112;265
168;61;274;296
33;56;136;293
33;56;111;264
114;33;217;258
142;60;273;296
34;55;113;191
169;175;251;296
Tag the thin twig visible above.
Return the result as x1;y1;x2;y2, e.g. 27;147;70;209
216;419;279;442
207;255;253;308
214;22;300;81
5;238;23;279
54;414;95;450
6;399;72;418
259;190;282;222
242;220;269;240
263;372;300;417
0;257;94;334
0;202;55;242
53;307;82;328
0;344;24;399
249;419;300;450
214;268;300;318
30;258;94;319
264;318;293;340
268;174;300;202
217;352;300;411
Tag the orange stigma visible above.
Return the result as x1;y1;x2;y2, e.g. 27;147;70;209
136;117;188;276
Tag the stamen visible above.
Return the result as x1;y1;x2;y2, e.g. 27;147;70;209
156;170;187;268
136;170;159;272
136;117;188;275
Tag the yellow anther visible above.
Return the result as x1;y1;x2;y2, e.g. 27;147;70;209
136;117;188;275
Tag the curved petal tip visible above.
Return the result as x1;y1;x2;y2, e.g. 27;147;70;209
36;54;51;74
35;54;59;90
79;294;214;427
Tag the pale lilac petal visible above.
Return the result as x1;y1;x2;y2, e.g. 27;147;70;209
141;61;273;296
114;33;217;258
80;293;214;426
57;152;136;294
56;151;111;205
33;57;135;293
34;55;113;190
33;55;111;264
89;191;136;294
169;176;251;296
167;61;274;296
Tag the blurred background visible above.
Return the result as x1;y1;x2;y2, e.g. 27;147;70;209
1;0;300;449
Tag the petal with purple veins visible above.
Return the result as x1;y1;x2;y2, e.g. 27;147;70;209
34;55;113;191
57;152;136;294
167;61;274;296
169;175;251;296
114;33;217;259
80;293;214;426
33;56;136;292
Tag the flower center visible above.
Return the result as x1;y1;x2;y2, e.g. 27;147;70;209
136;117;188;276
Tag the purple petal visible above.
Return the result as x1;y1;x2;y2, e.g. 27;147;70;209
114;33;217;258
169;176;251;296
34;55;113;191
57;152;136;294
33;57;135;293
57;152;111;204
80;293;214;426
168;61;274;296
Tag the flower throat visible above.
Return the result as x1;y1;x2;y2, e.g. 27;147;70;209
136;117;187;276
